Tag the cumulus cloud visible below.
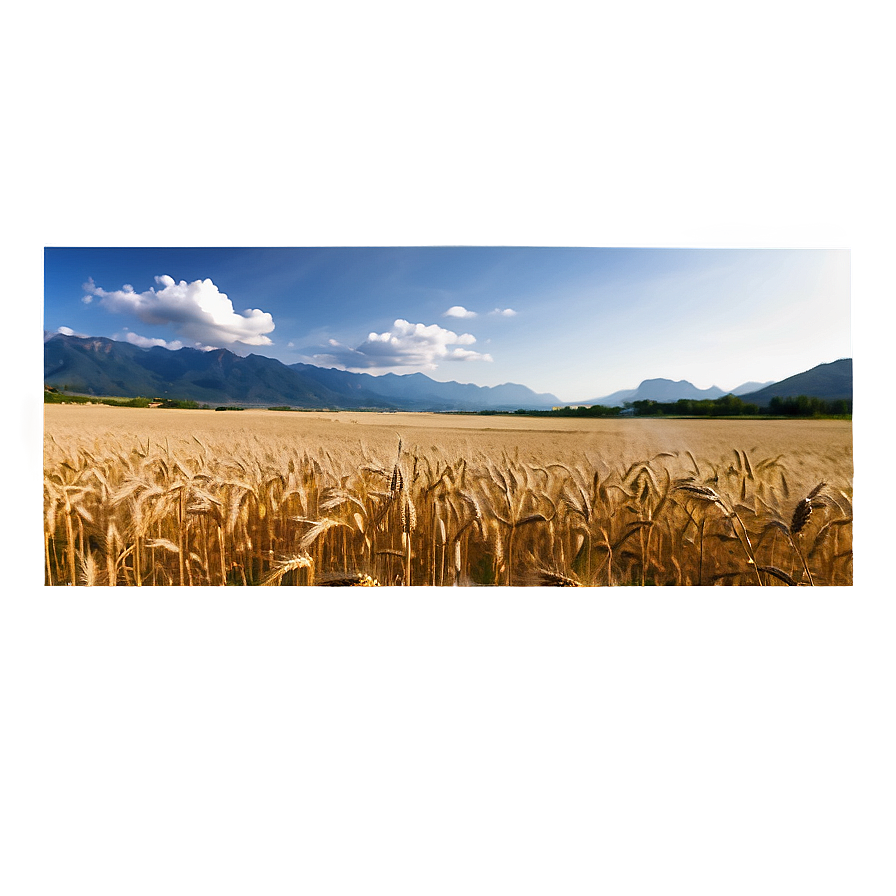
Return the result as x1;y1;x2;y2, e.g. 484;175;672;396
124;332;185;351
314;319;493;371
489;307;517;317
84;275;275;346
56;326;88;337
444;305;477;319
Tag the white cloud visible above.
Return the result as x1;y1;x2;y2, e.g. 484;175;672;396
56;326;88;337
489;307;517;317
84;275;275;346
314;319;493;371
124;332;185;351
444;305;477;318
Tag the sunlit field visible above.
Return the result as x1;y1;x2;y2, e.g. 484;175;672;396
44;406;853;586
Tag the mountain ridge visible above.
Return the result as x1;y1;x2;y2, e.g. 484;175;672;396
43;334;562;410
43;333;852;411
287;363;561;411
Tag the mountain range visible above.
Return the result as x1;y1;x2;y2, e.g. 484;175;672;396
574;361;851;407
43;334;562;411
573;378;771;407
43;333;852;411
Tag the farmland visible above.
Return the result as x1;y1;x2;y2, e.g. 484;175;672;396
43;406;853;586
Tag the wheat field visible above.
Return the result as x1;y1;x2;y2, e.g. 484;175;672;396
43;406;853;586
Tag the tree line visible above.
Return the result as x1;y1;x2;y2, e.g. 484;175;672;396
511;394;851;418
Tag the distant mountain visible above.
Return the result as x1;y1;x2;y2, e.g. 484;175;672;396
730;380;774;396
288;363;561;411
739;359;852;405
43;334;561;411
572;365;848;408
576;378;727;406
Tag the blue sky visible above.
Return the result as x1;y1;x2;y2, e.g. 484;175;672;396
44;247;850;402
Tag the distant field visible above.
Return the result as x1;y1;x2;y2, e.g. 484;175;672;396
44;406;853;586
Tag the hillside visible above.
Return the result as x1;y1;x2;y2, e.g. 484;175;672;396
739;359;852;404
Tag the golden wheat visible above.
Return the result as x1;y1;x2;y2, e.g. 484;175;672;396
43;409;853;586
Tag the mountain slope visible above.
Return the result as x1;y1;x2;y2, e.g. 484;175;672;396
739;359;852;405
42;334;162;397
